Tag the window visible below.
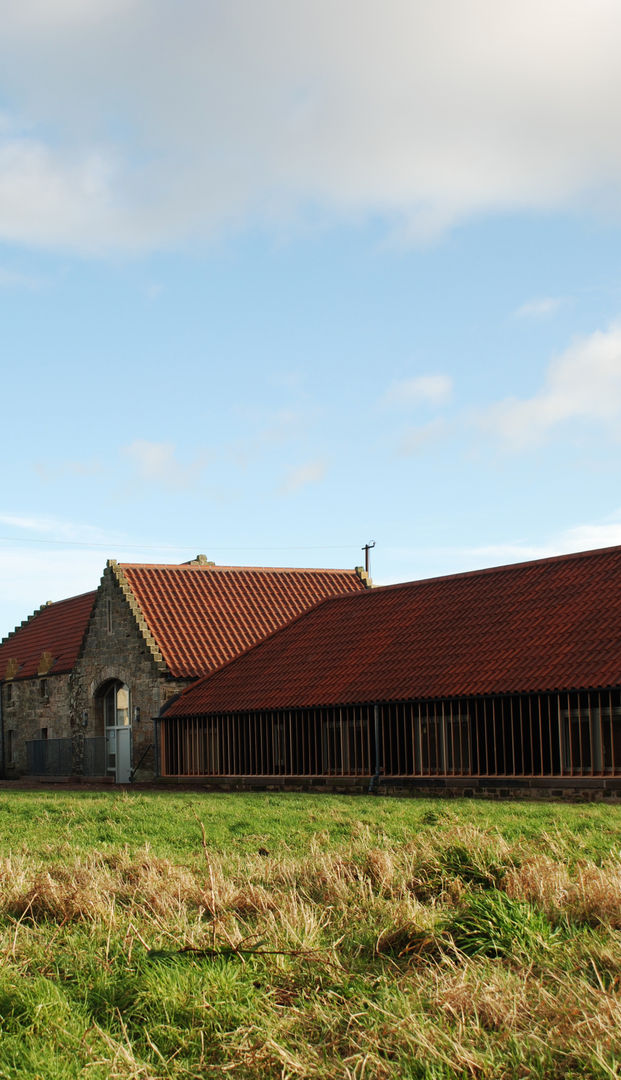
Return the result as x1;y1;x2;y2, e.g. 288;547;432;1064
106;599;113;633
6;730;14;765
39;679;48;699
5;684;11;704
41;728;48;741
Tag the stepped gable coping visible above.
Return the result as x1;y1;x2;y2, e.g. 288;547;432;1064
1;600;53;649
115;558;369;679
106;560;167;672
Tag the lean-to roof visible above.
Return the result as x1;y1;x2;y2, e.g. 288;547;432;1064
164;545;621;714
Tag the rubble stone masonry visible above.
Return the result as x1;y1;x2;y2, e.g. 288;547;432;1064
1;673;71;775
68;565;191;781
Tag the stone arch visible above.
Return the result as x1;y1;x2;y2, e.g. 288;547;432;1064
93;677;131;738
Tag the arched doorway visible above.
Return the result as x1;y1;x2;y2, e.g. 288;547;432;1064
97;679;132;783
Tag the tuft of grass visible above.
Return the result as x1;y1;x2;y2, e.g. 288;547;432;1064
444;889;563;959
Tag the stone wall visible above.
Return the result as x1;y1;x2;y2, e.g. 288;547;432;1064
154;774;621;800
69;565;161;779
1;673;71;775
69;565;193;781
1;566;199;781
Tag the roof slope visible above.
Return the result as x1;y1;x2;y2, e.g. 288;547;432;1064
165;545;621;714
0;592;97;682
117;562;367;679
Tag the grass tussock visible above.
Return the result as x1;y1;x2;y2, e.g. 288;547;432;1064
505;854;621;928
0;795;620;1078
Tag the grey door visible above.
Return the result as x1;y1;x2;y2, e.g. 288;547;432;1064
115;726;131;784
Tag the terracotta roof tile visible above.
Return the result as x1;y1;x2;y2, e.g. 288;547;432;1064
118;563;367;678
0;592;97;682
165;545;621;715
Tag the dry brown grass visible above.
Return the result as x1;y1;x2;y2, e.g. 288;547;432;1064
0;822;620;1078
504;854;621;927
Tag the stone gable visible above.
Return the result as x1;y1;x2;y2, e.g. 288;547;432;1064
68;565;192;780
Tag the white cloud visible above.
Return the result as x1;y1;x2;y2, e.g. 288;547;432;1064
551;519;621;554
383;374;453;409
123;440;208;491
398;418;447;456
481;324;621;448
376;514;621;584
3;1;621;250
0;511;106;542
0;138;127;252
278;458;327;495
513;296;565;320
456;519;621;565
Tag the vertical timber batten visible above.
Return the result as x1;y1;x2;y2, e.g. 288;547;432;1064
157;690;621;786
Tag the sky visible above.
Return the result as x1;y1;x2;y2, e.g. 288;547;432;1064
2;0;621;635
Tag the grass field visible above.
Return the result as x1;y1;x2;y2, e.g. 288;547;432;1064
0;790;619;1078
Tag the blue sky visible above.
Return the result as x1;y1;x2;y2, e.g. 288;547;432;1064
2;0;621;634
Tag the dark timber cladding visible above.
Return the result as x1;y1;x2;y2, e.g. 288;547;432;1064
160;545;621;785
159;693;621;780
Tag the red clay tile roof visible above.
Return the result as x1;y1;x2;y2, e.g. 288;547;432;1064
165;545;621;715
0;592;97;682
118;563;367;679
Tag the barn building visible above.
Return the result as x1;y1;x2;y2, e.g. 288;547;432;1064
0;557;369;781
160;545;621;798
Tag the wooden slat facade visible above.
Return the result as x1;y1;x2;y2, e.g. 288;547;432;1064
159;689;621;780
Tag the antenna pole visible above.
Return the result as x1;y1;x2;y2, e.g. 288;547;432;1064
362;541;376;575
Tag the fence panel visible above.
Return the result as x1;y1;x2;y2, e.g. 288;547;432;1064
26;738;72;776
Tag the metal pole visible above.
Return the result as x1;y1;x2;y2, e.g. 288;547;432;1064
362;541;376;575
368;704;381;793
153;717;160;779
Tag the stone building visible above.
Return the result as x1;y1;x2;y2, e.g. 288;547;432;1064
0;556;369;782
0;592;97;777
162;544;621;798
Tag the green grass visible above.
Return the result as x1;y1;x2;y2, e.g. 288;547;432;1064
1;789;621;862
0;791;619;1077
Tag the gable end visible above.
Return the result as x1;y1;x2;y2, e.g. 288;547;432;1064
106;560;167;672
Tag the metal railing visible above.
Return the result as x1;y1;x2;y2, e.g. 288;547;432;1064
26;737;107;778
27;738;72;777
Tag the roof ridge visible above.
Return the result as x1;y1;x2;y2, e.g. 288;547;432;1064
371;542;621;593
117;561;364;575
0;590;97;648
106;560;167;671
164;540;621;717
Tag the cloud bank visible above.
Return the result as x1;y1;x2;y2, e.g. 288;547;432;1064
3;0;621;251
482;324;621;448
